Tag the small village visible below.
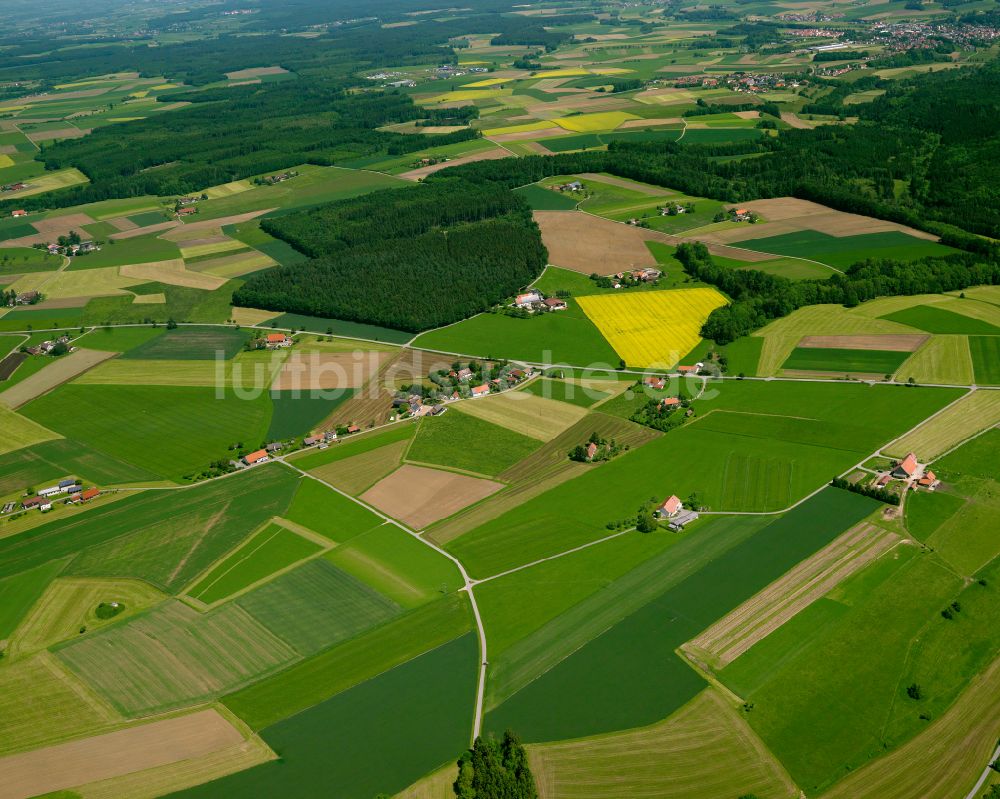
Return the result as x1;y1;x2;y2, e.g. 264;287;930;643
1;479;101;518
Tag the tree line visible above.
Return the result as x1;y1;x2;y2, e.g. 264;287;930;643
234;178;547;332
674;241;1000;343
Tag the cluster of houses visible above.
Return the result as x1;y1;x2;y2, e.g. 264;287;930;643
674;75;719;88
660;202;695;217
554;180;584;193
513;290;568;312
3;480;101;514
421;362;536;408
713;207;758;224
254;170;299;186
653;494;700;530
24;334;74;356
721;72;800;94
3;182;29;195
411;155;451;168
874;452;940;492
46;240;99;257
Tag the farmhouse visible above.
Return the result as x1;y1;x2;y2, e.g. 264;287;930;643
655;495;682;518
558;181;583;192
76;487;100;503
16;290;40;305
733;208;752;221
515;290;543;308
918;470;939;490
668;509;700;531
471;384;490;398
243;449;269;466
675;363;703;375
265;442;283;453
304;435;323;446
347;424;361;434
660;397;681;409
644;376;666;391
456;367;473;381
265;333;292;349
21;496;47;510
892;452;919;479
543;298;568;311
177;207;198;216
585;441;599;461
631;268;661;282
11;209;27;217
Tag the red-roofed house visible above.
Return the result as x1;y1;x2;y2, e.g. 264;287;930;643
918;470;939;489
79;488;100;502
644;376;666;391
543;298;567;311
243;449;269;466
892;452;919;479
660;397;680;409
471;384;490;398
11;209;27;218
585;442;598;461
655;495;683;518
265;333;291;349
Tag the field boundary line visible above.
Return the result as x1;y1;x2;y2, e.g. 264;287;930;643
274;458;490;743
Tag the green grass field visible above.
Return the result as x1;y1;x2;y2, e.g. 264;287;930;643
969;335;1000;384
77;326;167;352
291;423;415;471
325;524;463;608
234;558;401;656
0;437;161;493
729;230;959;269
174;634;477;799
187;523;323;604
282;476;385;543
0;466;297;589
268;388;352;439
720;336;763;376
223;593;472;730
406;409;542;477
22;384;271;482
121;327;249;360
412;302;619;366
934;428;1000;480
448;382;960;577
719;544;996;794
65;234;181;270
0;559;68;639
513;183;579;210
485;489;880;742
269;312;412;345
781;346;910;374
880;305;1000;335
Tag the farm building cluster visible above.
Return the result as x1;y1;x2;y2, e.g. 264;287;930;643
4;289;42;307
513;290;567;311
253;170;299;186
24;334;75;357
250;332;293;350
874;451;940;492
654;494;700;530
2;480;101;515
2;182;29;195
399;361;537;414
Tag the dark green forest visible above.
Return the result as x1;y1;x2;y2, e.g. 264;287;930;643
233;180;547;331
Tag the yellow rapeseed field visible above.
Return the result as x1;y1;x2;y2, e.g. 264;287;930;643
577;288;728;368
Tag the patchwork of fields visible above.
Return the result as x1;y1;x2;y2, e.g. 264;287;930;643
2;16;999;798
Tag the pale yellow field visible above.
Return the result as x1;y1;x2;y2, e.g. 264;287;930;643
886;390;1000;460
8;578;167;661
394;764;456;798
120;260;227;290
231;306;282;326
553;111;638;132
454;391;587;441
196;252;276;278
132;292;166;304
202;180;253;200
527;688;796;799
179;239;245;259
578;288;728;368
13;168;89;198
77;354;286;390
424;88;512;103
895;335;973;385
0;154;14;168
464;77;512;88
0;404;61;455
38;267;142;299
483;120;557;136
